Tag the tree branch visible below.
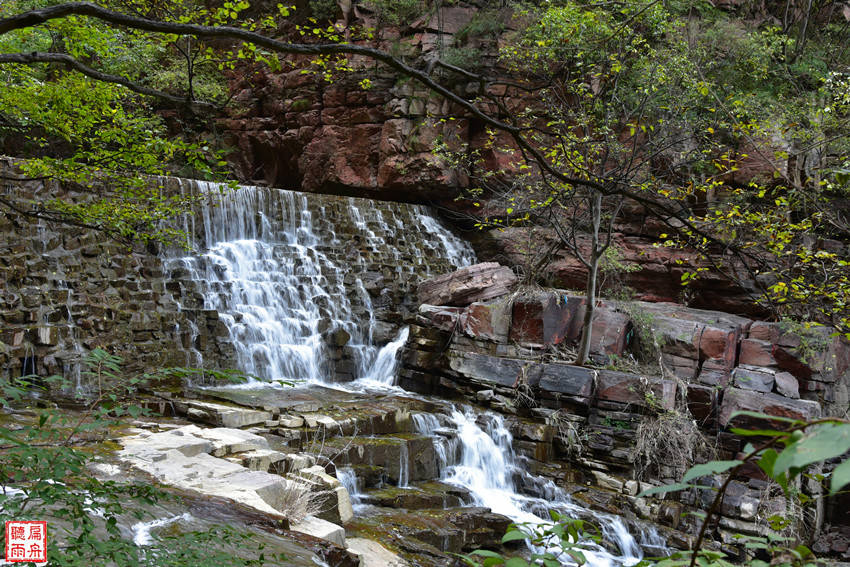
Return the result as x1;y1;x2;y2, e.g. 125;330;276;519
0;52;216;110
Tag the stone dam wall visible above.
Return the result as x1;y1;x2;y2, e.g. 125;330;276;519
0;169;466;385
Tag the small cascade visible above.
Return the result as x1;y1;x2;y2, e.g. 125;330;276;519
354;327;410;387
412;209;477;268
132;513;193;546
411;412;459;477
336;467;363;511
398;442;410;488
164;181;474;385
411;409;646;567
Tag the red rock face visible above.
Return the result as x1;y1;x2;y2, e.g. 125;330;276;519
509;293;581;347
215;10;803;320
418;262;517;307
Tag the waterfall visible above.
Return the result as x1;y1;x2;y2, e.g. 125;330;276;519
354;327;409;387
413;409;645;567
336;467;363;511
165;181;474;385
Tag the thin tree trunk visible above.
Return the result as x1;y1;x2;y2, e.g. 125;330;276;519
575;192;602;366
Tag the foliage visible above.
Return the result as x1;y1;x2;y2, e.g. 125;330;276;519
460;513;602;567
362;0;426;26
0;348;285;566
597;245;641;300
0;0;299;243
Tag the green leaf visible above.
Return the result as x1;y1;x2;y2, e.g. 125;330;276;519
774;423;850;478
504;558;531;567
682;460;741;483
830;458;850;494
728;410;803;425
471;550;504;558
637;482;693;497
501;530;529;543
729;428;789;437
757;449;785;488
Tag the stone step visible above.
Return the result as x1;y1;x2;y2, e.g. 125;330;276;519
360;481;470;510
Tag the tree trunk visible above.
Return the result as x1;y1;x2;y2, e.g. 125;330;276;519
575;192;602;366
575;253;599;366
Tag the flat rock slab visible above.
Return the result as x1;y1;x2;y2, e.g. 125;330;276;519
292;515;346;548
596;370;676;411
118;424;349;542
190;426;270;456
538;363;594;399
347;537;410;567
448;350;531;388
184;400;273;428
120;424;214;458
718;387;821;428
418;262;517;307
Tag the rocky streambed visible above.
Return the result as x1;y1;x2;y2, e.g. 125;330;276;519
95;382;677;567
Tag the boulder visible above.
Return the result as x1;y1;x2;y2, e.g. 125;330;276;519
417;304;464;332
292;516;346;548
448;350;535;388
183;400;273;428
718;388;821;428
296;465;354;525
346;537;409;567
586;306;632;357
739;339;777;367
509;292;580;347
418;262;516;307
460;299;512;343
698;358;733;387
537;363;594;399
732;365;775;393
596;370;676;411
774;371;800;399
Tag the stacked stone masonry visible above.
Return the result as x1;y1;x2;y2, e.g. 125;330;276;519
0;165;461;385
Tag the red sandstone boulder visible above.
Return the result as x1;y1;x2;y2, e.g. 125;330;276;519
459;299;512;343
587;306;632;357
417;304;464;332
718;387;821;428
509;292;582;347
595;370;676;411
418;262;517;307
738;338;777;367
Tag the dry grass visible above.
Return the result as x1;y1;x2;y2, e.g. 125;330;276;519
277;478;326;523
630;410;715;482
549;409;584;457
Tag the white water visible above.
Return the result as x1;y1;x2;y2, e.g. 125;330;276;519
165;181;474;385
414;409;645;567
132;513;193;546
336;467;363;509
160;179;662;564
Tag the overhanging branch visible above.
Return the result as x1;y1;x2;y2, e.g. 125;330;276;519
0;52;216;110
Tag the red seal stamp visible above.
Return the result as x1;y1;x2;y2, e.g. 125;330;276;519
5;521;46;563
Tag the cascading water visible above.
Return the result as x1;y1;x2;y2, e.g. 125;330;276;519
336;467;364;511
414;409;647;567
160;177;663;564
165;181;474;385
